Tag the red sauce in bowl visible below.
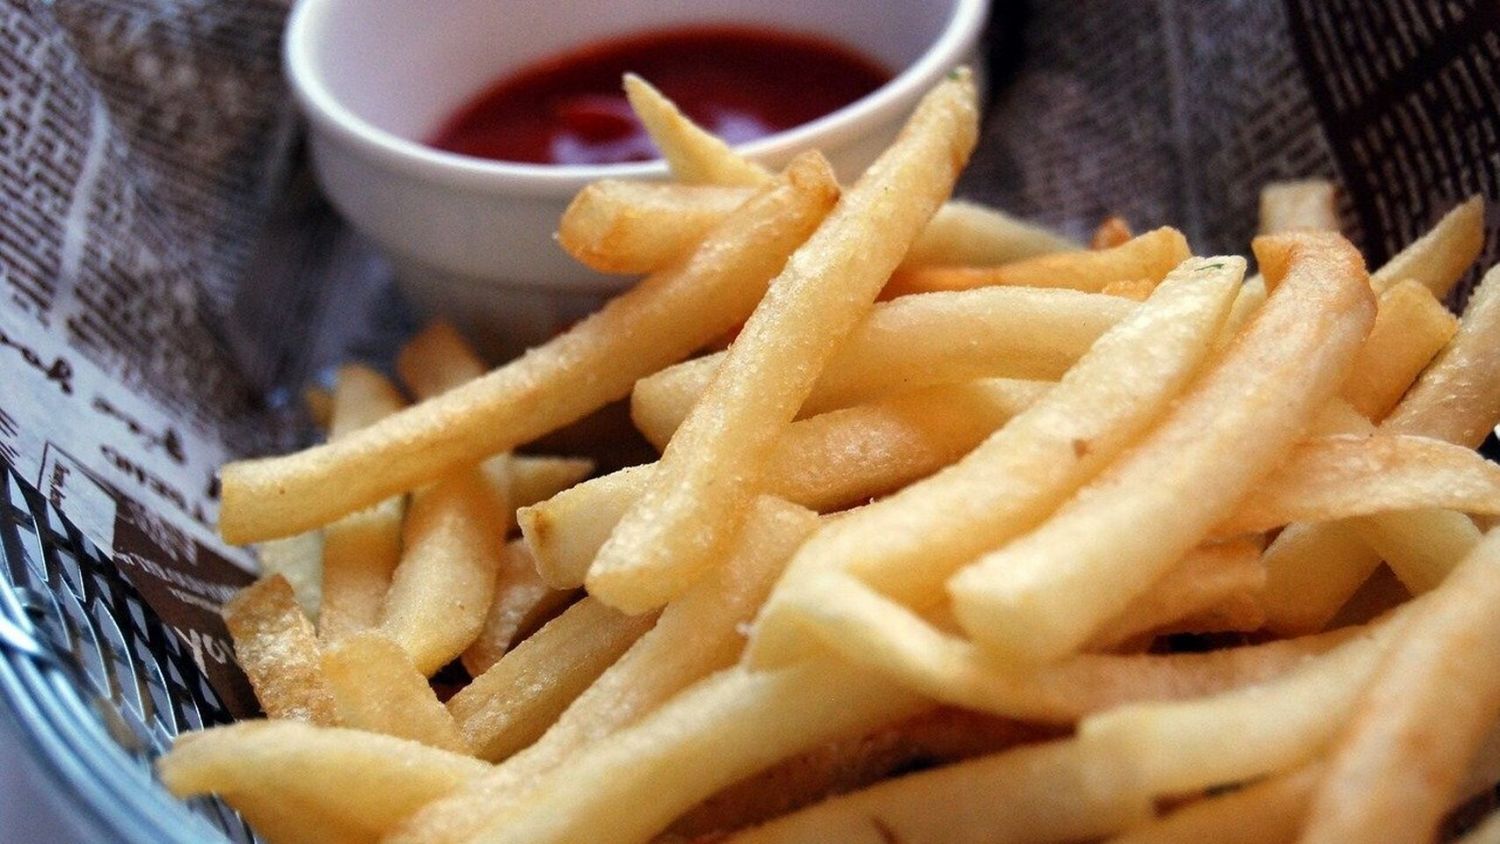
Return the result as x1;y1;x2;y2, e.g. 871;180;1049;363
428;26;891;166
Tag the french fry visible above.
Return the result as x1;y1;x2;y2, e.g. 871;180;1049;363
749;256;1240;668
631;286;1132;442
1368;195;1484;296
1264;262;1500;632
623;73;773;187
223;575;338;725
1258;179;1339;234
754;562;1353;722
587;71;980;613
949;233;1374;664
395;320;485;399
318;365;407;639
1087;538;1265;649
1100;277;1156;300
731;738;1150;844
379;468;506;675
1384;262;1500;447
255;531;323;621
218;152;839;543
158;721;486;840
1078;608;1410;797
1092;215;1134;249
459;540;576;675
1213;433;1500;536
560;184;1078;277
397;320;595;528
900;199;1078;268
559;180;750;273
1301;529;1500;843
507;455;593;510
395;499;818;843
523;380;1047;588
425;660;931;844
624;74;1075;270
446;596;656;761
1340;280;1458;421
321;631;467;753
673;709;1060;839
1110;764;1320;844
885;226;1190;297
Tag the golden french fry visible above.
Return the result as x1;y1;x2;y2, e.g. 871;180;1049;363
1078;609;1410;798
1262;521;1384;636
318;365;408;639
561;184;1077;277
1301;529;1500;843
1091;215;1135;249
395;320;485;398
255;531;323;621
425;660;930;844
1385;262;1500;447
523;380;1047;588
886;226;1190;297
1264;262;1500;631
949;233;1374;664
559;180;750;273
507;455;593;510
749;256;1240;668
1111;764;1320;844
625;73;1074;270
623;73;773;187
1258;179;1339;234
379;468;505;675
158;721;486;839
459;540;576;675
588;71;980;613
1214;433;1500;536
673;709;1057;839
756;559;1352;722
731;738;1149;844
223;575;338;725
219;153;839;543
1099;277;1155;301
1217;275;1268;347
398;321;594;528
1346;507;1482;594
321;631;467;753
901;199;1078;268
396;499;818;844
631;286;1131;442
1341;280;1458;421
1087;538;1265;648
1369;195;1484;296
446;596;656;761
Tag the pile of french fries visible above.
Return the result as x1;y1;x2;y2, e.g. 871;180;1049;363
160;68;1500;843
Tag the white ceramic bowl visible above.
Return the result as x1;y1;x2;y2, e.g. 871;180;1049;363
285;0;990;353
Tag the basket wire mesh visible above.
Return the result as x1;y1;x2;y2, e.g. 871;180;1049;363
0;461;251;843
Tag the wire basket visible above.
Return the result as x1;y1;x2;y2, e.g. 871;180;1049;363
0;460;251;843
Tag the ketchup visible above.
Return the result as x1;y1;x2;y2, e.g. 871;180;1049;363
429;26;891;166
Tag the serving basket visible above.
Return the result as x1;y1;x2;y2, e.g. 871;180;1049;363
0;461;252;842
2;1;1500;841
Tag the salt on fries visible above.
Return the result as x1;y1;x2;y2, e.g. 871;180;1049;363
168;73;1500;844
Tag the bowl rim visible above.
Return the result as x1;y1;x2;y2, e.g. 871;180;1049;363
283;0;990;196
